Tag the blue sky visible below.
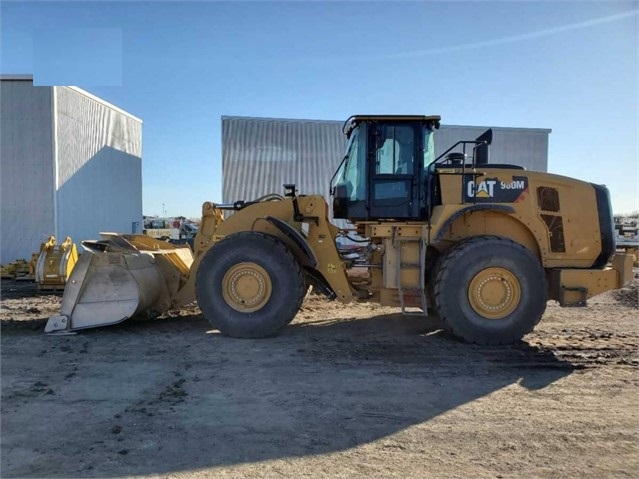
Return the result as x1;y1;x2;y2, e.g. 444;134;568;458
1;1;637;217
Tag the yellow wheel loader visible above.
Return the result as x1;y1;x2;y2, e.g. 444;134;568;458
45;115;634;344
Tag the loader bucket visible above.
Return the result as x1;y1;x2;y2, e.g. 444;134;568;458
45;234;193;334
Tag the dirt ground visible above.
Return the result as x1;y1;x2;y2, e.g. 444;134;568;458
1;278;638;479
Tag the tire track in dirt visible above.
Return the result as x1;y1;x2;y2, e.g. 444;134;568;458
1;279;637;371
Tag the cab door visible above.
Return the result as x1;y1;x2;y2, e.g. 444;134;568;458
368;122;421;219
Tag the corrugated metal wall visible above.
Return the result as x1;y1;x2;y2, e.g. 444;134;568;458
55;87;143;243
0;80;55;263
222;117;344;206
1;80;143;263
434;125;549;171
222;116;550;221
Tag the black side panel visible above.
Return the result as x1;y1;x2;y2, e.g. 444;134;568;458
423;173;442;218
592;184;615;269
482;164;525;170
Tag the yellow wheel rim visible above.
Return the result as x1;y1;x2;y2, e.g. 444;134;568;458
467;267;521;320
222;262;272;313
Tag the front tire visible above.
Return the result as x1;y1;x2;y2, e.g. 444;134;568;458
433;236;547;345
195;232;305;338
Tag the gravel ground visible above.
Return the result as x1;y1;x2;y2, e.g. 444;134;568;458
1;278;637;479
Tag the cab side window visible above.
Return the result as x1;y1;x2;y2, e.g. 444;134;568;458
375;125;415;175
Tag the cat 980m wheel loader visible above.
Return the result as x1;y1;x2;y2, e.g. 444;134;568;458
45;115;634;344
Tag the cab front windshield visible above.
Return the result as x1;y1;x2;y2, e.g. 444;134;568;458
423;128;435;169
331;125;367;201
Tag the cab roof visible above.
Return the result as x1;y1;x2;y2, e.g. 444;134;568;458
342;115;441;136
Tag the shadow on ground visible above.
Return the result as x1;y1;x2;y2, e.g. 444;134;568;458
0;279;61;301
1;309;575;478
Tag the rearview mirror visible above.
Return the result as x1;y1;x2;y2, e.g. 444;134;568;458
476;128;493;146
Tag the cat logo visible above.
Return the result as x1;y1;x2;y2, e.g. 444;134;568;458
464;175;529;203
467;180;497;198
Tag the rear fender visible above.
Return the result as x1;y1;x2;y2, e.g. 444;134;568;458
431;204;542;259
432;204;515;243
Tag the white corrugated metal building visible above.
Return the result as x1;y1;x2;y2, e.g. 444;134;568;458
222;116;551;209
0;76;143;263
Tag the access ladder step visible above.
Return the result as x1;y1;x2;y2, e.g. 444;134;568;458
396;233;428;316
398;288;428;315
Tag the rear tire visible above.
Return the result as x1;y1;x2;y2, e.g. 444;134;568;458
196;232;305;338
433;235;547;345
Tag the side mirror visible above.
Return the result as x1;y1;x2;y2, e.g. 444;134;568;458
476;128;493;146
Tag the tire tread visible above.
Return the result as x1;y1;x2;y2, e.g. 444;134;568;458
433;235;547;345
195;231;305;338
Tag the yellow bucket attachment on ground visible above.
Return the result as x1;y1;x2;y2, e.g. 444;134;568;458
1;259;31;280
45;234;193;334
28;253;39;280
35;236;78;290
1;261;20;279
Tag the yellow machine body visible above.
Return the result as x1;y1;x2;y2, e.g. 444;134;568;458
176;170;631;311
45;186;632;336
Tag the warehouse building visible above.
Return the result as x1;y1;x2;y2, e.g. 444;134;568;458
222;116;551;214
0;76;143;263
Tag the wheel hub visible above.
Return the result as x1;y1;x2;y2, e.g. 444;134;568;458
468;267;521;320
222;262;272;313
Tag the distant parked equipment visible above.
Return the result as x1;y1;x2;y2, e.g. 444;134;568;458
615;221;638;246
143;216;198;241
615;220;639;266
0;259;31;280
12;253;39;281
0;263;15;279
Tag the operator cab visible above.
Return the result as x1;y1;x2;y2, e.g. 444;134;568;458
331;115;442;220
330;115;496;221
